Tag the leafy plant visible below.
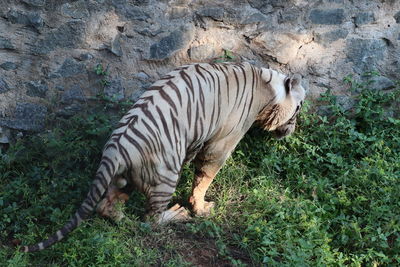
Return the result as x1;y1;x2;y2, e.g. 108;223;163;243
94;63;110;86
214;49;236;63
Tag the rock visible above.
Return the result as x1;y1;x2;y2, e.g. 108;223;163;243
0;103;47;132
315;29;348;46
0;36;14;50
112;0;150;7
130;88;146;102
197;7;225;21
21;0;45;7
112;1;149;21
149;26;194;60
110;34;123;57
346;38;387;73
309;9;345;25
136;28;163;37
242;12;267;24
336;95;356;111
368;76;395;91
33;21;85;54
133;72;150;81
0;126;10;144
76;53;94;61
394;11;400;23
317;95;356;116
6;9;44;29
169;7;191;20
278;8;301;24
354;12;375;26
57;103;83;118
61;0;90;19
104;79;125;101
51;58;86;78
0;78;11;94
0;62;18;71
26;80;48;98
188;45;216;60
247;0;286;15
124;6;149;21
252;32;310;64
61;86;86;104
222;8;246;25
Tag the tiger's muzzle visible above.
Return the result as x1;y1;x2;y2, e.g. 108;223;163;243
272;101;302;139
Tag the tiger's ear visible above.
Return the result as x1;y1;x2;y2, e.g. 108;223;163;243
260;68;273;84
290;73;301;88
290;74;302;88
285;74;302;93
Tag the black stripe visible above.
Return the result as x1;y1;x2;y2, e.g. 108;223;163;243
159;89;178;114
124;132;146;157
219;65;230;104
159;75;175;80
180;70;194;96
156;106;173;147
141;119;162;152
166;80;182;106
245;66;256;120
95;173;108;190
198;65;215;92
195;64;207;82
129;125;152;152
193;102;200;141
215;71;222;125
102;156;116;173
147;85;164;91
236;65;247;108
232;68;240;107
100;160;112;179
196;76;206;118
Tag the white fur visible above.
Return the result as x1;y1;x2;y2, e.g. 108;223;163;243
268;69;287;104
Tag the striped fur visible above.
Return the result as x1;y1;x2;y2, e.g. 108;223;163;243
23;62;305;252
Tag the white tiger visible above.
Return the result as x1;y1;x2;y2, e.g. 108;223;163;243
23;62;305;252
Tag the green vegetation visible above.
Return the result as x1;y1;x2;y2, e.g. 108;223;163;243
94;63;110;87
214;49;236;63
1;76;399;266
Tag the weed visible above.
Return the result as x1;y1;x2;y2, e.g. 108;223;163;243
94;63;110;87
214;49;236;63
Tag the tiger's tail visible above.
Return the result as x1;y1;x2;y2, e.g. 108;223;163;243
22;155;120;252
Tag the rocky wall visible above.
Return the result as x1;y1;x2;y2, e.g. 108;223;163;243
0;0;399;140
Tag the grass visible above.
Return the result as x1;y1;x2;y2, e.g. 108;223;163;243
0;74;399;266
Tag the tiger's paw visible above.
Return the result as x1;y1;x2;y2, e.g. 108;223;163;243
157;204;191;224
193;201;215;217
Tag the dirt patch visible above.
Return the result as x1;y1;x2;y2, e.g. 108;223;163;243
173;226;253;267
141;223;254;266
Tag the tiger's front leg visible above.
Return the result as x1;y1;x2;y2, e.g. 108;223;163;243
190;136;240;217
189;167;219;217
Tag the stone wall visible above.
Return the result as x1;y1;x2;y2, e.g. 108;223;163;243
0;0;399;139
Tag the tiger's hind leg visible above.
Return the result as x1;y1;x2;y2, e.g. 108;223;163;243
97;177;132;221
145;181;191;224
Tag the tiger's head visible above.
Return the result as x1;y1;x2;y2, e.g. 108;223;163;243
257;71;305;139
